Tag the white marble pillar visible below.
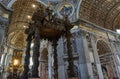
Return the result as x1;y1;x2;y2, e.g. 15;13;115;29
90;35;104;79
116;55;120;79
110;43;120;78
57;37;66;79
47;42;54;79
1;47;7;79
2;47;8;65
82;33;94;79
75;30;93;79
2;47;12;79
21;50;25;66
1;52;7;65
4;48;13;69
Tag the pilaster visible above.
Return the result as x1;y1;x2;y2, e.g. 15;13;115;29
57;37;66;79
82;32;94;79
48;42;54;79
90;34;104;79
2;47;11;79
75;30;94;79
110;42;120;78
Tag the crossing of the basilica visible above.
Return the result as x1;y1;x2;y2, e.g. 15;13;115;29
0;0;120;79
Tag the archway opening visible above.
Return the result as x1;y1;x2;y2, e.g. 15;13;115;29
97;40;117;79
40;48;48;79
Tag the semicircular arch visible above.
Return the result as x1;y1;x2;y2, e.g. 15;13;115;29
7;30;26;49
7;0;47;8
96;39;112;55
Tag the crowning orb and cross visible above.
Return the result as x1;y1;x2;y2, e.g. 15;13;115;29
23;3;77;79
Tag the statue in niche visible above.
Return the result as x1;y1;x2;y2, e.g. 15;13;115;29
101;65;108;79
92;63;98;77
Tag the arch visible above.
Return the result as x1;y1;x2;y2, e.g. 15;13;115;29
96;39;112;52
76;0;83;19
96;40;117;78
7;30;26;50
7;0;16;8
39;48;48;79
78;0;120;30
40;48;48;62
97;40;111;55
7;0;47;8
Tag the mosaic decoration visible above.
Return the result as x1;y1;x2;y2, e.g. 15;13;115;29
58;3;74;17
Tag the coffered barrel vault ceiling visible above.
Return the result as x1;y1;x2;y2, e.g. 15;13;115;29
80;0;120;31
1;0;120;31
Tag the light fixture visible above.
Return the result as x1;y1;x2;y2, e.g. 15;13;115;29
32;4;36;8
27;15;31;19
30;43;34;48
116;29;120;34
30;57;33;66
13;59;19;66
23;25;27;28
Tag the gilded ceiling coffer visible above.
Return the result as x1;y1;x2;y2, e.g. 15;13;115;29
23;5;76;79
